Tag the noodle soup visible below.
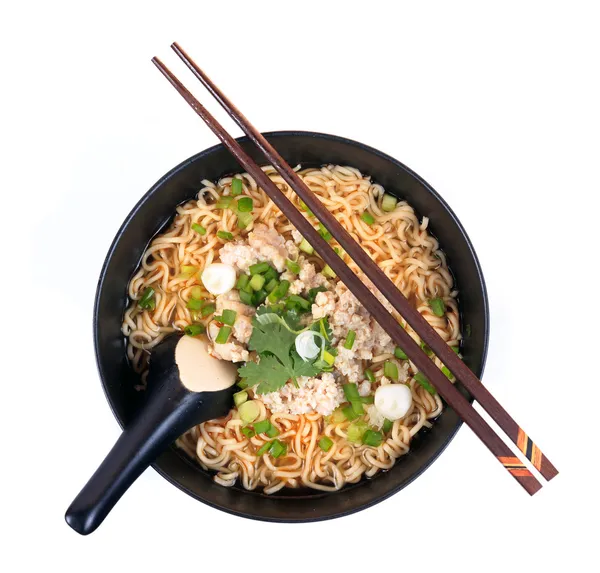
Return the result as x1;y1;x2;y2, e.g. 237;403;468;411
122;165;460;493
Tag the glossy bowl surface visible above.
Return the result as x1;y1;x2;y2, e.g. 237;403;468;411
94;131;489;522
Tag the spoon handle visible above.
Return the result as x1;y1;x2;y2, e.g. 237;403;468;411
65;381;215;535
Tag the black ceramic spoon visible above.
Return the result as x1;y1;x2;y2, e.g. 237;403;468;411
65;333;237;535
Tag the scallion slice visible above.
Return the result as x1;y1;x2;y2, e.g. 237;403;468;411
215;325;232;344
263;266;278;282
237;197;253;212
267;280;290;303
220;309;237;326
442;366;453;380
414;372;436;394
217;230;233;241
318;436;333;452
269;439;287;458
239;289;253;305
200;303;216;317
384;361;399;381
323;350;335;366
351;400;364;415
238;400;259;424
233;391;248;407
215;196;233;209
187;298;204;311
420;342;433;356
381;193;397;212
138;287;156;310
265;424;280;438
241;427;255;438
342;404;359;421
329;408;347;424
382;419;393;433
394;346;408;360
256;441;271;456
362;429;383;447
192;223;207;235
184;323;206;336
360;212;375;225
364;368;376;383
253;419;271;434
252;289;267;306
299;238;314;254
429;297;445;317
249;261;270;275
347;421;368;443
318;222;332;242
249;274;266;291
265;278;279;293
299;199;314;216
322;264;336;278
360;395;375;404
285;259;301;274
343;383;360;402
286;294;310;311
236;274;250;290
344;330;356;350
231;178;243;196
237;211;253;229
307;286;327;303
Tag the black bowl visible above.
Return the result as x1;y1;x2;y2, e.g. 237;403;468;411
94;131;489;522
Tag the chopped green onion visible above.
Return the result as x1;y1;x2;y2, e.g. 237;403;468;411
351;400;364;415
264;278;279;293
217;230;234;241
241;427;255;438
318;436;333;452
307;286;327;303
382;419;393;433
237;197;253;212
192;223;207;235
256;441;271;456
322;264;336;278
239;289;253;305
236;274;250;290
233;391;248;407
238;400;259;424
249;261;270;275
362;429;383;447
360;212;375;225
394;347;408;360
381;193;398;212
299;238;314;254
347;421;368;443
420;342;433;356
220;309;237;326
323;350;336;366
442;366;453;380
184;323;206;336
318;222;332;242
343;383;361;402
215;196;233;209
285;259;301;274
286;294;310;311
299;199;314;216
249;274;266;291
138;287;156;310
187;298;204;311
215;325;232;344
429;297;445;317
452;346;460;354
263;266;278;282
384;361;399;380
329;408;347;424
252;289;267;306
237;378;249;389
344;330;356;350
178;265;198;279
414;372;436;394
267;280;290;303
266;424;280;438
231;178;243;196
253;419;271;434
269;439;287;458
190;286;204;299
364;369;376;383
342;404;359;421
200;303;216;317
237;211;253;229
360;395;375;404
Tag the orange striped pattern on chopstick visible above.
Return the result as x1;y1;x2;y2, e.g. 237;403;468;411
498;456;534;477
516;429;543;471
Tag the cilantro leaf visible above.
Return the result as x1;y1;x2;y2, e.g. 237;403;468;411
238;355;291;395
291;351;320;378
248;319;296;363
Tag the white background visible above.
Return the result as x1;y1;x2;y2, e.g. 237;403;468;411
1;1;598;571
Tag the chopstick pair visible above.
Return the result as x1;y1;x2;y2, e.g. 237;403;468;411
152;43;558;495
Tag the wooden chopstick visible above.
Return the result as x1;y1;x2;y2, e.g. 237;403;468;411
170;42;559;484
152;54;545;495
